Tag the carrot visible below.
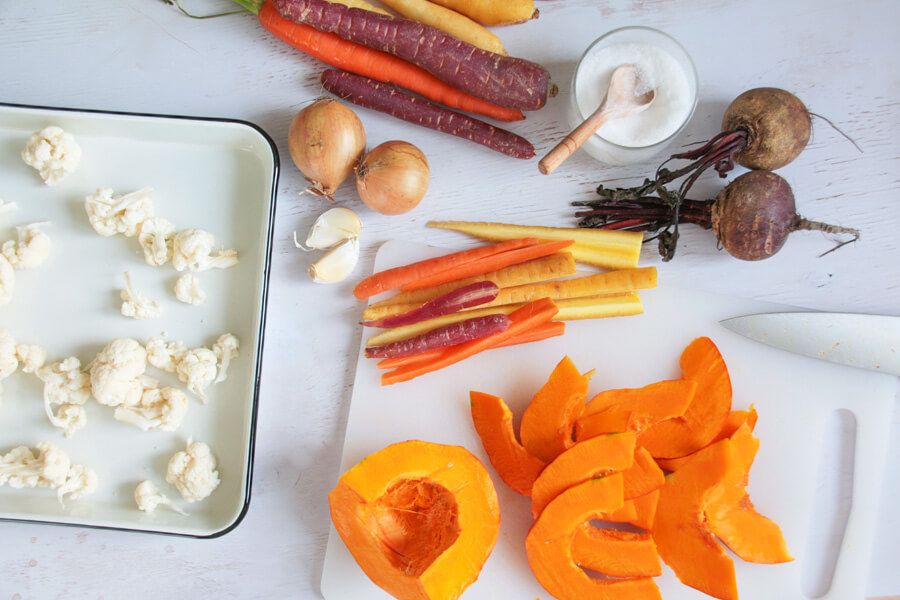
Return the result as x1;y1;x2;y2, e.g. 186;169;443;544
381;298;557;385
255;2;524;122
354;238;537;300
485;266;657;308
429;0;538;26
376;321;565;369
361;281;499;328
322;70;536;158
274;0;553;110
377;0;506;55
400;240;574;292
327;0;390;15
365;313;509;359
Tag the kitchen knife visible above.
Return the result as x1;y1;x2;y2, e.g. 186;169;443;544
720;312;900;376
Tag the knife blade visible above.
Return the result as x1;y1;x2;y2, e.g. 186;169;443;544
720;312;900;376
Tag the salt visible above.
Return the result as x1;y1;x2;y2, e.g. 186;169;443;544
576;42;692;148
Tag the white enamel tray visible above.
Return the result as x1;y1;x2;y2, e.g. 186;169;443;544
0;103;278;537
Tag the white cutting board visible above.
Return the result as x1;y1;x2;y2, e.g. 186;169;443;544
322;240;896;600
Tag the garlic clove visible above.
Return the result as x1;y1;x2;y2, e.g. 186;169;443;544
308;237;360;283
304;207;362;250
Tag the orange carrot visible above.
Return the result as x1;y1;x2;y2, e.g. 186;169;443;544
376;320;565;370
257;2;524;123
381;298;558;385
354;238;539;300
399;240;574;292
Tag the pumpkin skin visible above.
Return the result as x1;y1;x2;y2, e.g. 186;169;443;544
328;440;500;600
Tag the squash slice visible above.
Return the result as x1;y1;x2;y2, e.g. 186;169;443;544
656;406;758;473
571;526;662;578
622;447;666;499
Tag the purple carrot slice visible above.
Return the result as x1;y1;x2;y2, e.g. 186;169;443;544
362;281;500;328
365;313;510;359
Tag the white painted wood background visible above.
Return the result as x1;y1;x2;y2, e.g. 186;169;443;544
1;0;897;597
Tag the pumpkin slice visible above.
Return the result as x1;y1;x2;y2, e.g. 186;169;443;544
530;432;636;519
520;356;594;463
602;498;639;524
623;447;666;499
574;409;635;440
329;441;500;600
571;526;662;578
653;437;738;600
706;424;793;564
525;474;662;600
656;406;758;473
631;489;661;530
469;390;546;496
641;337;733;459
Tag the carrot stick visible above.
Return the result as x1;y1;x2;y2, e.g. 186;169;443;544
376;320;565;369
354;238;538;300
381;298;558;385
256;2;524;122
399;240;574;292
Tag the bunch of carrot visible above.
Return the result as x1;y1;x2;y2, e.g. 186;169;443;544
229;0;547;157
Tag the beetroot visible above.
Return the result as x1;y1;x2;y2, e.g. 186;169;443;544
721;88;810;171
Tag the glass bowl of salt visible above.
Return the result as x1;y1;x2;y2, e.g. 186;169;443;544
569;26;698;166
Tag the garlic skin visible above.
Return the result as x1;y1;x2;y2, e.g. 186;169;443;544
302;207;362;250
309;237;360;284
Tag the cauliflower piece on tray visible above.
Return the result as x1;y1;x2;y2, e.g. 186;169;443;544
134;480;187;515
2;223;51;270
89;338;147;407
138;217;176;267
114;385;188;432
0;442;71;489
37;357;91;438
0;255;14;307
212;334;239;383
171;229;238;272
21;126;82;186
15;344;46;374
84;187;154;237
166;439;220;503
0;331;18;379
175;347;218;402
120;271;161;320
145;338;188;373
173;273;206;306
57;464;98;507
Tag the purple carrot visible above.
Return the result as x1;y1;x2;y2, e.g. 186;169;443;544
273;0;553;111
321;70;536;159
362;281;500;328
364;313;509;359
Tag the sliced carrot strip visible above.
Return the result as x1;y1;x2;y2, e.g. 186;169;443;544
622;447;665;499
520;356;594;463
469;391;546;496
656;406;758;472
571;526;662;578
399;240;574;292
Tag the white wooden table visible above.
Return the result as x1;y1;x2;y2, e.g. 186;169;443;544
1;0;897;597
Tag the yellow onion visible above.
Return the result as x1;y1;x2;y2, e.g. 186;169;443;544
288;99;366;199
356;141;429;215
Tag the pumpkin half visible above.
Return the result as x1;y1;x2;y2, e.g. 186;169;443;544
329;441;500;600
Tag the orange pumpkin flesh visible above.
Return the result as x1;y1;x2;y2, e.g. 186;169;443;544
520;356;594;463
571;526;662;578
525;474;662;600
470;391;546;496
642;337;733;459
653;437;738;600
530;432;637;519
329;441;500;600
656;406;758;473
630;489;660;530
622;447;666;499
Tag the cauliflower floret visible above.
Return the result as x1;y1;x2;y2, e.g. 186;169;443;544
175;347;217;401
0;331;18;379
21;126;82;186
138;217;176;267
89;339;147;407
84;187;154;237
37;357;91;438
57;464;98;507
2;223;51;270
15;344;46;374
120;272;161;320
166;440;220;503
145;338;187;373
212;334;239;383
0;255;14;307
171;229;238;272
134;480;188;515
115;386;188;432
173;273;206;306
0;442;71;489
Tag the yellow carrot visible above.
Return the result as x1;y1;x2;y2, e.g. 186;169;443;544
329;0;391;15
377;0;506;55
428;0;537;25
365;293;643;347
427;220;643;269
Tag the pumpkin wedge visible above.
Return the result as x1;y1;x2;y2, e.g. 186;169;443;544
631;489;661;530
656;406;758;473
520;356;594;463
571;526;662;578
525;474;662;600
622;447;666;499
705;424;793;564
469;390;546;496
653;437;738;600
530;432;636;519
329;441;500;600
641;337;733;459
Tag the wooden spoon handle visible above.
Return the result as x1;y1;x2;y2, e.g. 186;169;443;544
539;109;612;175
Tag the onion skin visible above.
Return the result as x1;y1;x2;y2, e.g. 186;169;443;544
356;141;430;215
722;88;810;171
288;99;366;198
